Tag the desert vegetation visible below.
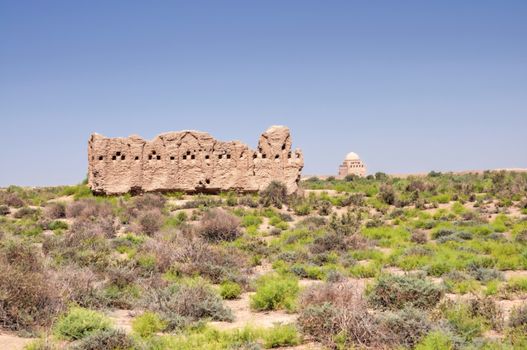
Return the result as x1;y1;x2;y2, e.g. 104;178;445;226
0;170;526;349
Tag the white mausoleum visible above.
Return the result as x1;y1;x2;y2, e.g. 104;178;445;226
338;152;367;178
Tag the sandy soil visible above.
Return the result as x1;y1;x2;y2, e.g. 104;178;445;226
0;332;34;350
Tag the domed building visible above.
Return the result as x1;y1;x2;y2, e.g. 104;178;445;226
338;152;367;178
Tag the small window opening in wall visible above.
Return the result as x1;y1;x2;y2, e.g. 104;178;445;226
170;156;175;160
288;152;292;159
157;155;161;160
121;155;125;160
205;179;210;184
226;154;231;159
187;151;191;155
99;156;104;160
275;154;279;159
262;154;267;159
116;151;121;156
191;154;195;160
205;155;210;159
218;154;223;159
282;144;286;150
253;154;257;159
148;155;152;160
135;156;139;160
183;155;187;160
112;155;116;160
152;151;156;155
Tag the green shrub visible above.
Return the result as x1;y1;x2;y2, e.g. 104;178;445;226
219;281;242;300
415;331;454;350
506;277;527;293
250;274;299;312
48;220;68;231
263;324;301;348
54;307;112;340
293;202;312;216
509;303;527;328
132;311;167;338
438;301;486;341
241;214;262;228
368;274;443;310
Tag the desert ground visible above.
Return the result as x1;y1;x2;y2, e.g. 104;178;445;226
1;171;526;349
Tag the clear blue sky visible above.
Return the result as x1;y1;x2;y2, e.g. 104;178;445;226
1;0;526;186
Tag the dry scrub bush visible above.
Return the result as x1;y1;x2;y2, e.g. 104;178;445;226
310;231;369;254
133;193;166;211
259;181;288;208
368;274;444;310
411;230;428;244
54;265;103;309
137;208;164;235
140;235;177;273
0;241;63;331
173;233;248;283
468;296;504;331
296;216;327;230
509;303;527;328
379;307;431;348
65;199;113;219
198;208;241;242
43;218;115;270
0;204;9;216
70;329;136;350
0;192;25;208
14;206;40;219
298;282;389;349
44;202;66;219
141;278;233;330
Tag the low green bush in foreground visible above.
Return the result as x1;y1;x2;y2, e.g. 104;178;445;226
250;274;299;312
54;307;113;341
132;311;167;338
219;281;242;300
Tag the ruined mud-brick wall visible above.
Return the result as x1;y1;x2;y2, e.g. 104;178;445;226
88;126;304;195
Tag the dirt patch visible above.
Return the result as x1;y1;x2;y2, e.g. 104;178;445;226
107;309;135;333
503;270;527;280
0;332;34;350
48;195;75;204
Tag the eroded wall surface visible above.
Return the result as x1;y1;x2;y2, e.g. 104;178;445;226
88;126;303;194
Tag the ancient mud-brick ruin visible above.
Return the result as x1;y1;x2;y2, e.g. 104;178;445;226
88;126;304;195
